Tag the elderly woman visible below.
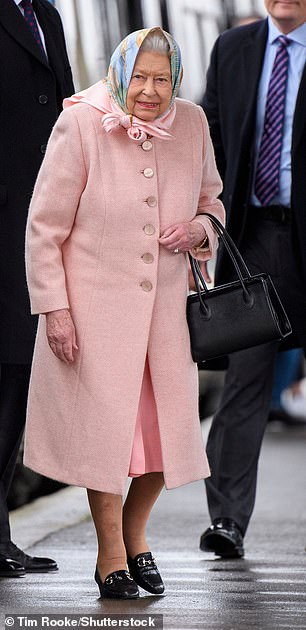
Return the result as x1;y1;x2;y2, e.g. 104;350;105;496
24;27;225;599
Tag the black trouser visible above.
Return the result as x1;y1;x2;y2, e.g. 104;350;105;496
0;364;31;543
205;211;306;536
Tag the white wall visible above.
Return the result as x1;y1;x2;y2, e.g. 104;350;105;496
142;0;267;101
56;0;267;97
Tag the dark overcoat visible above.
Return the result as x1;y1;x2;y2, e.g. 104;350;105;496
202;19;306;287
0;0;74;363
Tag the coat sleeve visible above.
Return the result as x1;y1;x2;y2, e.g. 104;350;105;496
25;107;87;314
189;105;225;262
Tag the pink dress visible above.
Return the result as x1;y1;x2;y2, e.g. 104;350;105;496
129;356;163;476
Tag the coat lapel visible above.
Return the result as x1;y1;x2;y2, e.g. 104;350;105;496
33;0;65;80
292;62;306;152
225;21;269;247
0;0;49;68
239;20;268;146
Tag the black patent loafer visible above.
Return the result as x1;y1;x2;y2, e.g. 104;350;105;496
0;542;58;573
200;518;244;558
127;552;165;594
0;555;25;578
94;567;139;599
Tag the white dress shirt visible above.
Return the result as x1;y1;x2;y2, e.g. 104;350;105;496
251;16;306;206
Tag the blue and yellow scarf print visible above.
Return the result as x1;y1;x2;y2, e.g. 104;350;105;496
107;27;183;116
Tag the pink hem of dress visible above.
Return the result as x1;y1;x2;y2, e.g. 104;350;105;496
128;356;163;477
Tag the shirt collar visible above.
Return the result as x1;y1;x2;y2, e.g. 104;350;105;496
268;15;306;47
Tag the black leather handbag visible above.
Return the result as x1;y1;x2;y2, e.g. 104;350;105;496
187;213;292;363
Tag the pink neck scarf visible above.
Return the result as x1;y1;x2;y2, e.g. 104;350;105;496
64;80;176;142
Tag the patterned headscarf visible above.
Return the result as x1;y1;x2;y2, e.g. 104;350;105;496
64;27;183;142
107;27;183;116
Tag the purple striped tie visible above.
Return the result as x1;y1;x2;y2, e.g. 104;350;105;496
20;0;45;55
254;36;290;206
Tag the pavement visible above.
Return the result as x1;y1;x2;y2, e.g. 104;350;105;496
0;421;306;630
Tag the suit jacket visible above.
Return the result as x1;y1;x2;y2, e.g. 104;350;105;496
0;0;74;363
202;19;306;285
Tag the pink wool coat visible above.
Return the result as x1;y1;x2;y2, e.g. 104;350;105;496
24;82;225;494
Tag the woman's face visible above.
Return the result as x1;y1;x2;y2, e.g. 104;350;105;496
127;51;172;121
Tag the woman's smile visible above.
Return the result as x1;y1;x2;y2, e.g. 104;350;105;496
136;101;159;109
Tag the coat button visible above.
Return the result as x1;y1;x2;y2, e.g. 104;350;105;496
143;224;155;235
140;280;153;292
142;253;154;264
38;94;48;105
40;144;47;154
142;140;153;151
146;196;157;207
143;168;154;178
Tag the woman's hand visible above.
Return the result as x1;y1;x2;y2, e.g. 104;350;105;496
45;309;78;364
159;221;207;253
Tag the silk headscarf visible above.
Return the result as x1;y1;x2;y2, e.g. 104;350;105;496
103;26;183;141
64;27;183;142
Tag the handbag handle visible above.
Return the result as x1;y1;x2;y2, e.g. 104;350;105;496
202;213;252;278
188;214;254;317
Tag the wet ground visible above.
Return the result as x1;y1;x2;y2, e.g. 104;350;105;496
1;424;306;630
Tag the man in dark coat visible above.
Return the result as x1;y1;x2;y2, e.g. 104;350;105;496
0;0;74;576
200;0;306;558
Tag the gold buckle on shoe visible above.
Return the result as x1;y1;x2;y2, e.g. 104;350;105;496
137;557;155;567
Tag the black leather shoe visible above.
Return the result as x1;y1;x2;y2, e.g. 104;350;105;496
0;555;25;578
0;542;58;573
94;567;139;599
127;552;165;595
200;518;244;558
